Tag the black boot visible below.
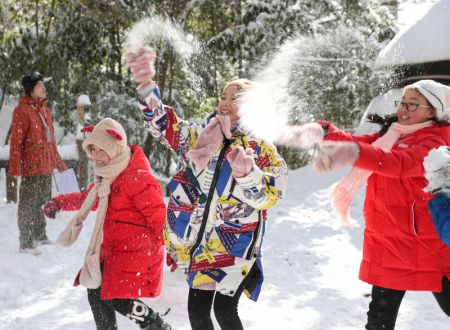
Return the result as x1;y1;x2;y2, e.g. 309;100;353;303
124;300;171;330
141;312;172;330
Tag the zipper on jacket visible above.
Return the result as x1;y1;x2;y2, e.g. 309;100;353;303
188;138;231;271
245;211;262;260
229;178;236;195
411;200;418;236
114;220;148;228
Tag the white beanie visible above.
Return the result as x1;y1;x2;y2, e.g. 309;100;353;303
82;118;127;159
403;80;450;119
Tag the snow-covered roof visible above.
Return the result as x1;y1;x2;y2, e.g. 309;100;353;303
376;0;450;68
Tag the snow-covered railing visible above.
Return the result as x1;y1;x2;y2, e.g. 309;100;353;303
0;144;79;161
0;143;82;203
1;143;170;201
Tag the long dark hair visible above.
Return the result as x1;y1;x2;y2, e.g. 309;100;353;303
366;112;448;135
366;113;398;136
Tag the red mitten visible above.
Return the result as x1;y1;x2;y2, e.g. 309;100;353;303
228;146;255;178
126;47;156;92
166;253;178;272
43;198;60;219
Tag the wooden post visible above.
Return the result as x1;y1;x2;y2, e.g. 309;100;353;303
3;127;18;203
6;165;18;203
76;104;85;125
76;104;89;191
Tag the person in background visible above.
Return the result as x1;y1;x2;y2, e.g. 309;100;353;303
43;118;171;330
9;72;67;252
127;47;288;330
291;80;450;329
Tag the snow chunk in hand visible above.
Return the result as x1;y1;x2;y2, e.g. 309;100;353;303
423;146;450;193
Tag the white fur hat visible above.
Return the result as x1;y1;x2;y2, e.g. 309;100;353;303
403;80;450;119
82;118;127;159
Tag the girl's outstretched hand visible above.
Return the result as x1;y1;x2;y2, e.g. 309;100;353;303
313;141;360;173
276;123;324;148
126;47;156;92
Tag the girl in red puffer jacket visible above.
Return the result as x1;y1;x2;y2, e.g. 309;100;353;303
43;118;171;330
289;80;450;330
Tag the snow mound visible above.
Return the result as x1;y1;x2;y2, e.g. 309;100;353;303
423;145;450;193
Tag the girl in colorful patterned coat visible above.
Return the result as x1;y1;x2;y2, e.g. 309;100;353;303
127;47;288;330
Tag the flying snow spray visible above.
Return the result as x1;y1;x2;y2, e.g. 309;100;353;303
125;17;208;96
239;27;380;146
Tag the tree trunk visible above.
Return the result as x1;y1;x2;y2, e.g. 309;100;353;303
0;85;6;116
35;0;39;41
236;0;243;77
116;28;123;93
4;125;12;145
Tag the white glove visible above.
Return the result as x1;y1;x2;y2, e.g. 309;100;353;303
313;141;360;173
276;123;324;148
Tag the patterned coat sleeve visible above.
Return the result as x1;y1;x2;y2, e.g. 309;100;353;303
137;83;201;164
232;141;288;210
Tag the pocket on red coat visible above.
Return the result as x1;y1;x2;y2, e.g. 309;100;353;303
110;219;148;242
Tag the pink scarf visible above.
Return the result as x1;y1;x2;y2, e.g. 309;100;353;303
332;121;433;225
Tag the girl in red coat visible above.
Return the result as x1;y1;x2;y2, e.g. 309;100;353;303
291;80;450;329
43;118;171;330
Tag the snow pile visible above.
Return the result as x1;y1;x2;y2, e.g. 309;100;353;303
423;145;450;193
57;143;79;161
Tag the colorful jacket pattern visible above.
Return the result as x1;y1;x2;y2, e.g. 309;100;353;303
138;84;288;300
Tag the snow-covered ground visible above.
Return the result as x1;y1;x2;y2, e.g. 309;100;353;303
1;2;448;328
0;166;449;330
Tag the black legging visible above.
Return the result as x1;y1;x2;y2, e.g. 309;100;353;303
87;287;168;330
188;263;259;330
366;276;450;330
